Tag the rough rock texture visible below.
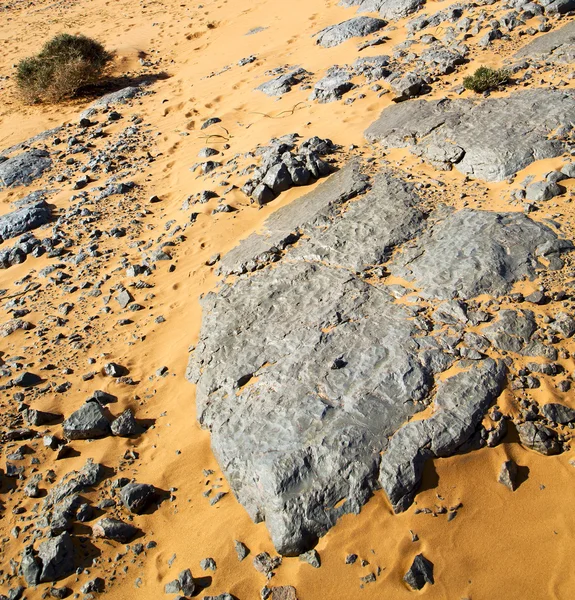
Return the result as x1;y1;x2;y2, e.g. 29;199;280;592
0;150;52;188
38;533;75;583
93;517;139;542
342;0;425;21
365;90;575;181
404;553;434;590
62;401;111;440
390;209;572;299
514;19;575;64
0;201;52;242
315;17;387;48
185;158;573;555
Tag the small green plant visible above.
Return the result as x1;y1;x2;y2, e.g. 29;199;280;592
16;33;112;103
463;66;510;94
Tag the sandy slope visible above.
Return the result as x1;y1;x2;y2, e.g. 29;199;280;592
0;0;574;598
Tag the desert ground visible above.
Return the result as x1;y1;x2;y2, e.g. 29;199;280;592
1;0;575;599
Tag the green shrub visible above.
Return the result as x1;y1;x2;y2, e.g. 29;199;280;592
463;66;510;94
16;33;112;103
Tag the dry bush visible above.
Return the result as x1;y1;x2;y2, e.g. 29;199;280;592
16;33;112;103
463;66;510;94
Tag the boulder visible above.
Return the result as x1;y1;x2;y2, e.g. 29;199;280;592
38;533;75;583
0;202;51;243
541;403;575;424
0;150;52;188
62;401;111;440
404;554;434;590
120;482;156;514
315;17;387;48
342;0;425;21
111;408;139;436
93;517;139;542
516;422;562;455
514;19;575;64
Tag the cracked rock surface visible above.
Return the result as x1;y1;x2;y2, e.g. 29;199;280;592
187;161;572;555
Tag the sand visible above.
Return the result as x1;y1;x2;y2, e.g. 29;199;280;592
1;0;574;598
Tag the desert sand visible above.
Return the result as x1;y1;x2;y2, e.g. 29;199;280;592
1;0;574;599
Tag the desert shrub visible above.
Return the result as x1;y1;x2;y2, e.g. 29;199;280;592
463;66;510;94
16;33;112;103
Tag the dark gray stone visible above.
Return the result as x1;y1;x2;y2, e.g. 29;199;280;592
315;17;387;48
178;569;195;596
516;422;562;455
62;401;111;440
0;150;52;188
93;517;139;542
38;533;75;583
541;403;575;424
310;68;354;103
498;460;518;491
121;482;156;514
257;68;311;97
111;408;139;436
404;554;434;590
0;202;51;243
366;90;575;181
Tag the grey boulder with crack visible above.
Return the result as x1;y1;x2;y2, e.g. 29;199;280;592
0;149;52;188
315;17;387;48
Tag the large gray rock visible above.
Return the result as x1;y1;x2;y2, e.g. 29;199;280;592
187;160;575;554
184;160;575;555
62;401;111;440
390;209;572;299
0;201;51;243
80;86;143;119
514;19;575;64
341;0;425;20
0;150;52;188
310;68;355;103
365;90;575;181
379;359;505;512
38;533;75;583
257;68;311;97
219;159;370;276
315;17;387;48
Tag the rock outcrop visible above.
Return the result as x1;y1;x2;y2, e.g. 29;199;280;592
365;90;575;181
188;161;572;555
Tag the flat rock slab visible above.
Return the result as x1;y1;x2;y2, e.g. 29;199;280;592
0;150;52;188
0;201;51;242
514;20;575;64
365;90;575;181
315;17;387;48
341;0;425;20
188;161;572;555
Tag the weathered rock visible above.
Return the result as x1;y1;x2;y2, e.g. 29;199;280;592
44;459;103;509
0;202;51;242
21;546;41;586
498;460;518;491
342;0;425;21
483;310;537;353
62;401;111;440
80;86;142;119
178;569;195;596
234;540;250;561
299;549;320;568
93;517;139;542
366;90;575;181
257;68;311;97
516;422;562;455
38;533;75;583
391;73;426;101
541;403;575;424
219;159;369;276
404;554;434;590
80;578;105;594
379;360;506;512
310;68;354;103
111;408;139;436
0;319;34;337
271;587;298;600
0;150;52;188
390;211;572;299
315;17;387;48
526;180;562;201
120;482;156;514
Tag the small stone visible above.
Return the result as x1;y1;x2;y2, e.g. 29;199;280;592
498;460;518;491
234;540;250;561
299;549;320;568
404;554;434;590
